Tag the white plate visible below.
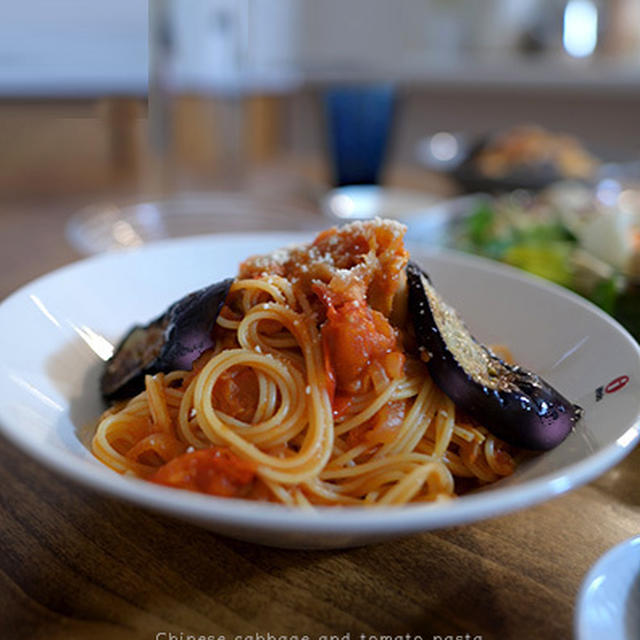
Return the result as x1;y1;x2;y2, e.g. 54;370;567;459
321;185;442;223
0;233;639;549
66;192;318;256
576;536;640;640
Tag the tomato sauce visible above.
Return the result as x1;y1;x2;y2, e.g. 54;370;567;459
150;446;256;497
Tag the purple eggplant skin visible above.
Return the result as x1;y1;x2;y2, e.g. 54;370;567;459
101;278;233;401
406;262;582;451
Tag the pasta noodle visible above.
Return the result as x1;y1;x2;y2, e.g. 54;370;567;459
92;219;516;506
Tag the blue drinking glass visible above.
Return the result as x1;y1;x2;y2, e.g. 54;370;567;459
324;84;396;187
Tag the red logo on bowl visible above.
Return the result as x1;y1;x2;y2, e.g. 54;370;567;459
595;375;630;401
605;375;630;394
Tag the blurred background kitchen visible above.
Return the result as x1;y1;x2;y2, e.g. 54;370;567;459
3;0;640;334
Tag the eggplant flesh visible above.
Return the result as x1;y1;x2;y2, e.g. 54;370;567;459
101;278;233;401
406;262;581;451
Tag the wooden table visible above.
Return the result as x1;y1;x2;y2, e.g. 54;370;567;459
1;195;639;640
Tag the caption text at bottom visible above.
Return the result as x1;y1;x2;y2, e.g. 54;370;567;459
154;633;483;640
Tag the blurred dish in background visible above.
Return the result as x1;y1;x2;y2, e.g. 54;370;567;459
404;182;640;342
575;535;640;640
471;125;598;181
66;192;321;255
321;185;442;223
417;125;600;193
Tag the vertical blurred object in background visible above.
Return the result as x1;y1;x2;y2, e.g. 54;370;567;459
563;0;599;58
324;85;395;187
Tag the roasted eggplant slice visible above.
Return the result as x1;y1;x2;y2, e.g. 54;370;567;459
101;278;233;401
406;262;581;450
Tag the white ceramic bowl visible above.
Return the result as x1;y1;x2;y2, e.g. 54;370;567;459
576;536;640;640
0;233;639;549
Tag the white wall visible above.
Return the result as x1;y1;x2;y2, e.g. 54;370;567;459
0;0;147;95
1;0;638;96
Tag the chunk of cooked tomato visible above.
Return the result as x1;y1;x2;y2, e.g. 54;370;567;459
212;366;259;423
345;400;407;448
320;298;402;392
126;433;187;467
150;447;256;497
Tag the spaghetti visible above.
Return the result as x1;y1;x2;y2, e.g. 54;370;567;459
92;219;516;506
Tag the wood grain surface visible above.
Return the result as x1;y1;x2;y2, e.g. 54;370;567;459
1;195;639;640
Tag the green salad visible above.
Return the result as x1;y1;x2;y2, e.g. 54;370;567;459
452;192;640;341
